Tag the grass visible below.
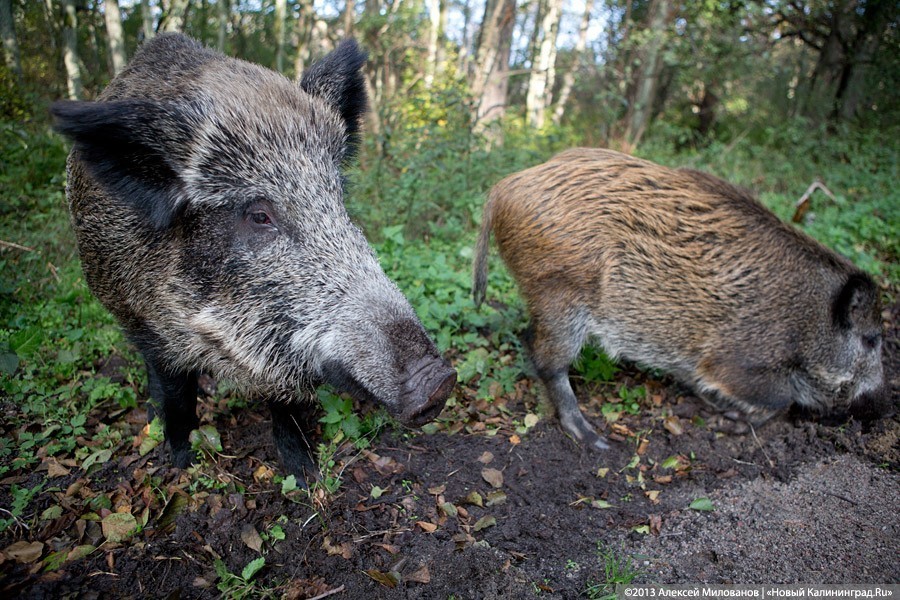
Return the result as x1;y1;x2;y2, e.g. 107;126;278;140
584;544;644;599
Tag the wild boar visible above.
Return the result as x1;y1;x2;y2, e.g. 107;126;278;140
51;34;456;485
473;147;884;450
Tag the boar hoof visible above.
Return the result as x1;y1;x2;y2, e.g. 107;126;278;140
171;446;198;469
560;410;610;450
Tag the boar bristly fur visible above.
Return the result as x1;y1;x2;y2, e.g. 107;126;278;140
52;34;456;485
474;148;884;450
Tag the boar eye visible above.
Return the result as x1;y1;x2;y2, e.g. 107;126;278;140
250;211;271;225
862;333;881;350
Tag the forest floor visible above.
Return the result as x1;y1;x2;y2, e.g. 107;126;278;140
2;297;898;599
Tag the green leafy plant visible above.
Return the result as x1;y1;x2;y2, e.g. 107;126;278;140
584;544;644;600
214;557;269;600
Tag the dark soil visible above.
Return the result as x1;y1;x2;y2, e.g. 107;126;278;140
3;304;898;598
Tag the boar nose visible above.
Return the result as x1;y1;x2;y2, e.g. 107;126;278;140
400;357;456;427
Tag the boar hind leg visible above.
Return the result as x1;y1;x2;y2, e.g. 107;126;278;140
527;311;610;451
268;401;318;488
145;360;199;469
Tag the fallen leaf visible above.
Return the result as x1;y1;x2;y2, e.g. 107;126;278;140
523;413;540;429
591;499;612;509
252;465;275;484
101;512;137;543
404;564;431;584
44;457;71;478
416;521;438;533
473;515;496;531
322;536;352;559
664;416;684;436
365;569;399;588
241;525;263;552
649;514;662;535
596;468;609;478
689;497;715;511
509;434;521;445
653;475;673;484
477;451;494;464
486;490;507;507
377;544;400;554
645;490;660;504
3;541;44;563
426;484;446;495
463;491;483;507
636;439;649;455
481;468;503;489
370;485;387;499
66;545;95;562
440;502;458;518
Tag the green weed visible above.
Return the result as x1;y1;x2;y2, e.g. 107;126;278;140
584;544;644;600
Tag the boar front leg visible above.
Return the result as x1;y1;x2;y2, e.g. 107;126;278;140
527;308;610;451
145;360;200;469
268;400;318;488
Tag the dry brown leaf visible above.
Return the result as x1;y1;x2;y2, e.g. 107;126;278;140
636;439;649;456
653;475;673;484
645;490;661;504
416;521;438;533
477;451;494;464
404;564;431;584
252;465;275;484
509;434;521;445
663;416;684;436
377;543;400;554
44;457;71;478
649;514;662;535
481;467;503;489
3;541;44;564
427;484;446;495
241;525;263;552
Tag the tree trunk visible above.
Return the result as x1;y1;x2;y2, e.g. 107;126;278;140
216;0;227;50
342;0;354;37
274;0;287;72
61;0;83;100
161;0;190;33
833;1;891;121
472;0;516;127
293;0;314;79
104;0;126;75
0;0;22;84
458;0;472;77
552;0;592;125
424;0;440;88
623;0;672;149
141;0;155;40
525;0;562;128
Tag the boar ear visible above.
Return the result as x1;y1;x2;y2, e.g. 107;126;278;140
51;99;189;230
833;274;877;330
300;40;368;151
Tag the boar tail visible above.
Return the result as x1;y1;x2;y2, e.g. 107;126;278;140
472;191;496;309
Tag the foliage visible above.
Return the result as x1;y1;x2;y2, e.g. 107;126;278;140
584;543;644;600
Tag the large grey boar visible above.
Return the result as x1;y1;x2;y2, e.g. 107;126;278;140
473;148;884;450
51;34;456;485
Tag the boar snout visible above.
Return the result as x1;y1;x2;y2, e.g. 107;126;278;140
399;356;456;426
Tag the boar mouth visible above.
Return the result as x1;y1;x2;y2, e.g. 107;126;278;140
400;363;457;426
319;358;456;427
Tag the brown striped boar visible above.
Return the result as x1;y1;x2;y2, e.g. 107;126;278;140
473;148;885;450
51;34;455;486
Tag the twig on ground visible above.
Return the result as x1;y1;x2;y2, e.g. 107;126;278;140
748;422;775;469
309;585;346;600
0;239;35;252
792;179;836;223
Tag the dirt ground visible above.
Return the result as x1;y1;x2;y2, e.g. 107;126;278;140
3;304;898;598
